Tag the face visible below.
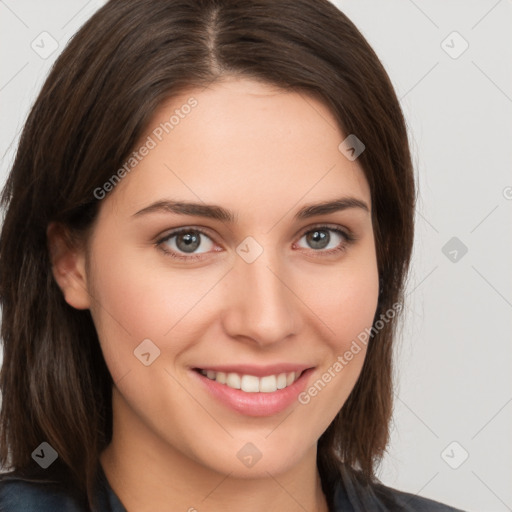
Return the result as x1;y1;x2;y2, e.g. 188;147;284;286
64;78;379;478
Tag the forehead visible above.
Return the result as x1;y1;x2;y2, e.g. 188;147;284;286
107;77;371;222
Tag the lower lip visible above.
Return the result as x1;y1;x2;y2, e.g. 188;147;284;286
191;368;314;417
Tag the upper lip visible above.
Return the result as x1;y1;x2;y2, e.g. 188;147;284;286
193;363;314;377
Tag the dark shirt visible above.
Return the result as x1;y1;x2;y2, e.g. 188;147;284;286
0;463;465;511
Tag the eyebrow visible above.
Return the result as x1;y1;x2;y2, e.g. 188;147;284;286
132;196;369;223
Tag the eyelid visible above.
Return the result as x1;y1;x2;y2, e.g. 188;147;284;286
296;222;354;241
157;225;216;242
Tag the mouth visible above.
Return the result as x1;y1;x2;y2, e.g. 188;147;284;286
191;365;315;417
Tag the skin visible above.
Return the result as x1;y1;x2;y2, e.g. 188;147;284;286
49;77;379;512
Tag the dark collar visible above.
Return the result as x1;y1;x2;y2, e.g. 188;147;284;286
96;464;127;512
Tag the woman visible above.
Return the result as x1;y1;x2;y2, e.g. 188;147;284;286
0;0;464;510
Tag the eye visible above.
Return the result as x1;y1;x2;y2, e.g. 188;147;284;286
156;228;216;260
294;225;354;256
156;224;354;261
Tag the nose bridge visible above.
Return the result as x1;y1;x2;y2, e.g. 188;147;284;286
222;240;298;345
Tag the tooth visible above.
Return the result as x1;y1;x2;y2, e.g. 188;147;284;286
276;373;287;390
226;372;241;389
200;368;303;392
241;375;260;393
259;375;277;393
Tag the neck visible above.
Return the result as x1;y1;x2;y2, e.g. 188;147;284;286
100;390;329;512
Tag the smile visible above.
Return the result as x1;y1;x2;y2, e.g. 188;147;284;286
192;365;314;417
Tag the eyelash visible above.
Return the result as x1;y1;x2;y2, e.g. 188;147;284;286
155;225;355;261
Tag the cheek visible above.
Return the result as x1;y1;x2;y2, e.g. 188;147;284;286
302;245;380;352
86;239;225;381
293;247;379;430
323;272;379;346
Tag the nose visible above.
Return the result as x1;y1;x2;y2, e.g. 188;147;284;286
220;247;300;347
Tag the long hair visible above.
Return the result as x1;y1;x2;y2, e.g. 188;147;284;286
0;0;415;509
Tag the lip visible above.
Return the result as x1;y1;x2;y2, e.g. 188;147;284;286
190;366;315;417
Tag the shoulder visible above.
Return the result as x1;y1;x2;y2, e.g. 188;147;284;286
331;465;466;512
0;471;85;512
372;482;466;511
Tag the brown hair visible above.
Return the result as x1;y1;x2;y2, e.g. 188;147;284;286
0;0;414;509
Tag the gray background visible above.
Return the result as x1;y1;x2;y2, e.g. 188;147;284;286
1;1;511;511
